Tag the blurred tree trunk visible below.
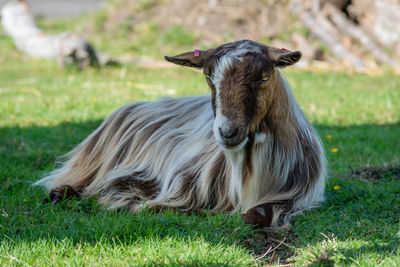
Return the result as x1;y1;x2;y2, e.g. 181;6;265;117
348;0;400;57
291;0;400;67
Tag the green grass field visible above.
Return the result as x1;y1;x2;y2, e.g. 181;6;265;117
1;13;400;266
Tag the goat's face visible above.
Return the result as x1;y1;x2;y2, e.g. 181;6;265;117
165;40;301;151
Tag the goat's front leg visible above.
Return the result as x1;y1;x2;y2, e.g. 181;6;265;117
44;185;80;204
241;201;291;228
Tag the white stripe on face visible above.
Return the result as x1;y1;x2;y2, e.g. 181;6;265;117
211;54;234;147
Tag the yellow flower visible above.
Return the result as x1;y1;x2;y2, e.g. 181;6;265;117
90;98;97;103
327;135;332;140
333;185;341;190
331;148;338;153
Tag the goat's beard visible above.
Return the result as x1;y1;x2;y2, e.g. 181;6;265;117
223;137;248;152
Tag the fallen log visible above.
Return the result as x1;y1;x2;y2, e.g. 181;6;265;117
348;0;400;57
1;0;116;69
291;0;365;69
324;2;396;66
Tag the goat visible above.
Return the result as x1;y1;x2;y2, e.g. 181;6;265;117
1;0;115;69
35;40;326;228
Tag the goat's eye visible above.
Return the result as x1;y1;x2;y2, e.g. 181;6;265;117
205;75;214;87
261;77;269;82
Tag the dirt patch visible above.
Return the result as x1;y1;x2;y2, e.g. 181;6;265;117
349;166;400;182
100;0;295;43
244;229;296;266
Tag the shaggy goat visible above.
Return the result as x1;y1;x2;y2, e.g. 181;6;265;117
1;0;114;68
35;40;326;228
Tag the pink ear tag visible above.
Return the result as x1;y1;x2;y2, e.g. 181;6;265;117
281;48;289;52
194;49;200;57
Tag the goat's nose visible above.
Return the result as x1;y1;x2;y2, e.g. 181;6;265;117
219;126;239;139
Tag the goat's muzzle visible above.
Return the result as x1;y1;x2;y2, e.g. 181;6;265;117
214;119;248;151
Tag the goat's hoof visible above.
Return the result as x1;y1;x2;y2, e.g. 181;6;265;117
241;204;273;228
44;185;80;205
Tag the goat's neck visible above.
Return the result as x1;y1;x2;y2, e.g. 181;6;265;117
261;70;306;148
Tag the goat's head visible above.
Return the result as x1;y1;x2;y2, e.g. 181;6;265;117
165;40;301;151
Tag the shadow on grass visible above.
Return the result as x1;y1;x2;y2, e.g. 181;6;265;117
0;120;399;264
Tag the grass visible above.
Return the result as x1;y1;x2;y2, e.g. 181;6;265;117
1;11;400;266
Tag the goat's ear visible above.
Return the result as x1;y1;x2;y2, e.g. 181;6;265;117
268;48;302;68
164;49;215;68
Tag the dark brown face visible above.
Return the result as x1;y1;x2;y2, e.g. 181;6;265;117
165;40;302;151
203;45;277;150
